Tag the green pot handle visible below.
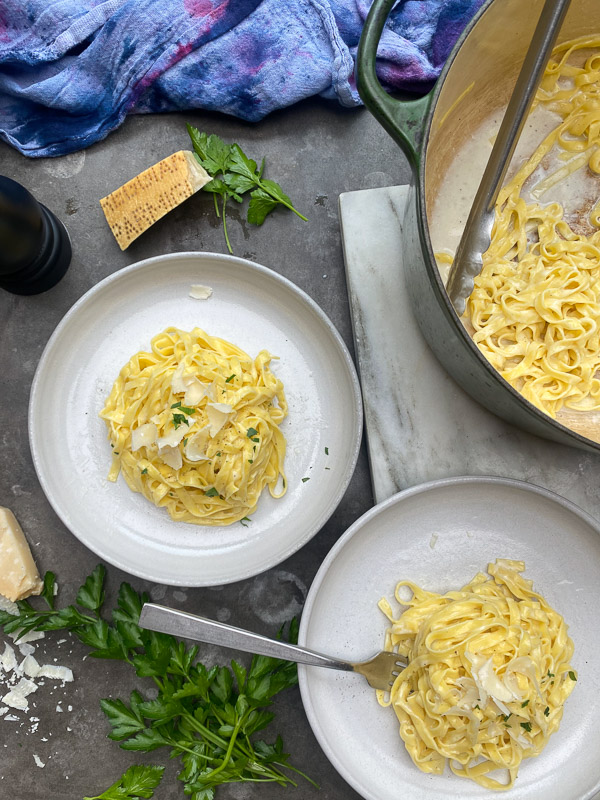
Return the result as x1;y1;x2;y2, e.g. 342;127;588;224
357;0;432;171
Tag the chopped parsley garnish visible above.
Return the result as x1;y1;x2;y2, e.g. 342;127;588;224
240;516;251;527
114;452;119;455
544;706;550;717
248;459;253;464
141;468;148;475
205;487;219;497
324;467;330;470
171;401;196;414
568;671;577;681
225;374;235;383
547;669;555;678
172;413;191;429
521;699;529;708
324;446;329;455
520;722;532;733
501;713;511;722
183;437;188;446
216;451;222;456
474;704;480;710
301;477;310;483
247;427;259;438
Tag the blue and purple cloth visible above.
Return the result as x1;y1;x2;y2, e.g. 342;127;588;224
0;0;484;157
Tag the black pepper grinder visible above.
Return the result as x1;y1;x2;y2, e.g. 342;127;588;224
0;176;72;295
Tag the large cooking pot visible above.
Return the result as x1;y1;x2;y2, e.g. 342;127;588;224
357;0;600;454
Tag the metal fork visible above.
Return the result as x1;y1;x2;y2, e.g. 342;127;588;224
139;603;406;690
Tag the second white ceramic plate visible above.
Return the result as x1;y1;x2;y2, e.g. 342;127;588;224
298;477;600;800
29;252;362;585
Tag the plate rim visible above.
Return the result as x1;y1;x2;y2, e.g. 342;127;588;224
28;251;363;585
298;475;600;800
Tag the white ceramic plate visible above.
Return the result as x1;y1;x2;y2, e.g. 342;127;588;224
298;477;600;800
29;252;362;586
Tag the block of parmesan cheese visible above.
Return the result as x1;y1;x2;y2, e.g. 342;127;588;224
100;150;211;250
0;507;43;602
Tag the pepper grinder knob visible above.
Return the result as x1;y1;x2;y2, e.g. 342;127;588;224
0;176;72;295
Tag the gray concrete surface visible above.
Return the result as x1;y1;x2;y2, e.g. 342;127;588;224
0;100;411;799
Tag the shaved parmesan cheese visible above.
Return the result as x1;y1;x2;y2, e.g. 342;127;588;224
3;677;38;711
171;362;189;394
185;427;211;462
131;423;158;451
159;445;182;471
33;754;45;768
9;630;44;645
0;595;18;616
157;423;189;450
0;643;18;673
22;655;41;679
18;643;35;658
189;284;213;300
183;378;207;406
206;402;233;438
38;664;73;682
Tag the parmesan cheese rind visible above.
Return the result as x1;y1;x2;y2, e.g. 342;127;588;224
0;508;43;602
100;150;211;250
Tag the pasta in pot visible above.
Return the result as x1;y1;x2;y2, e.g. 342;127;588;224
445;37;600;418
100;326;287;526
377;560;576;791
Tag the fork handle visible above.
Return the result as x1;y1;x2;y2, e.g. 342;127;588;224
139;603;354;672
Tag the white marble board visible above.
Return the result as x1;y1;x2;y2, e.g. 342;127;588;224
339;185;600;517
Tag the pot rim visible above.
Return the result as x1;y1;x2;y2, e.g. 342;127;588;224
416;0;600;453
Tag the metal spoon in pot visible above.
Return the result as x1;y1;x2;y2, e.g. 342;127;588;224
139;603;407;690
446;0;571;315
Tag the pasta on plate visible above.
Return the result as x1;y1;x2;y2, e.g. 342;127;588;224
377;560;576;791
100;326;287;526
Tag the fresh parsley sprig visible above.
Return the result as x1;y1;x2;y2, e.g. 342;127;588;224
187;124;307;253
0;566;314;799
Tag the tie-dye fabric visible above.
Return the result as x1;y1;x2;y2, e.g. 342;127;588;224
0;0;484;157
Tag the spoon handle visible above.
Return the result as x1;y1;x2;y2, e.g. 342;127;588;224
446;0;572;314
139;602;353;672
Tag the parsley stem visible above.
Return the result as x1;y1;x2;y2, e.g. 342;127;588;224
213;192;220;219
201;716;245;781
222;195;233;254
258;179;307;221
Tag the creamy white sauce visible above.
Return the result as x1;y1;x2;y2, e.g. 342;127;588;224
430;103;600;284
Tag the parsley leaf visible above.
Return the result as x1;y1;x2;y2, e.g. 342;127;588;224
302;477;310;483
225;374;235;383
83;764;165;799
172;413;190;429
246;427;259;438
568;670;577;681
520;721;532;733
247;189;279;226
141;468;148;475
544;706;550;716
205;487;219;497
521;699;529;707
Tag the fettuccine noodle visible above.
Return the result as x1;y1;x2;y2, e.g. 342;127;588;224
448;38;600;417
378;560;576;791
100;327;287;525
